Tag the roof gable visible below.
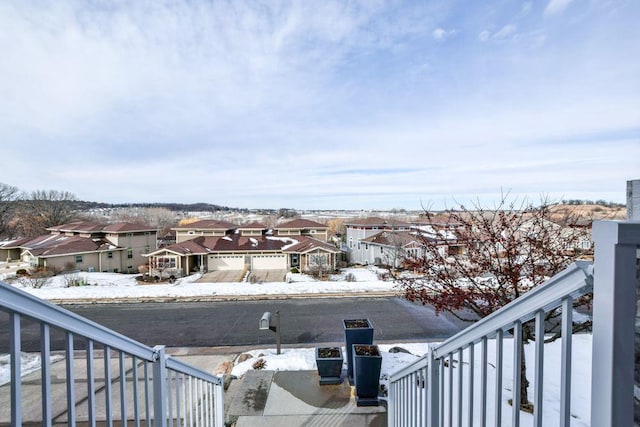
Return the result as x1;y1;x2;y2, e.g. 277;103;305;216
22;235;122;257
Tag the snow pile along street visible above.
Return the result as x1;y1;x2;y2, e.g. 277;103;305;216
5;267;398;302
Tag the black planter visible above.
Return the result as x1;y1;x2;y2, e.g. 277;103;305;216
352;344;382;407
343;318;374;385
315;347;344;385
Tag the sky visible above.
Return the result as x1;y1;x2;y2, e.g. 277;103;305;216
1;0;638;210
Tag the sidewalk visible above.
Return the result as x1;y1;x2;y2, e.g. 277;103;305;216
1;347;387;426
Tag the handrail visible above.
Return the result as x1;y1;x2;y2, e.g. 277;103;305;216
1;279;225;426
433;260;592;358
387;351;428;381
0;281;156;360
167;357;223;385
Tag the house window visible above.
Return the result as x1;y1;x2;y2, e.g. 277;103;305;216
127;249;133;259
107;252;113;259
75;255;83;264
156;257;176;269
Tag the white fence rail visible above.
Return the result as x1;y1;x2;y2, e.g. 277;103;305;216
0;281;224;426
388;220;640;427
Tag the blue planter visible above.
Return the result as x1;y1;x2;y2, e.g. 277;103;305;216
343;318;374;385
352;344;382;406
315;347;344;385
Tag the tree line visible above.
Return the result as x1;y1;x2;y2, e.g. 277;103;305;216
0;182;242;239
561;199;624;207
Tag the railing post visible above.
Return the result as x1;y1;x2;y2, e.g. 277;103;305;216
214;380;225;426
153;345;167;427
427;345;440;427
387;376;395;426
591;221;640;427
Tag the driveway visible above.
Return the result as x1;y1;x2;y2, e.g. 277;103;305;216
197;270;244;283
250;269;287;283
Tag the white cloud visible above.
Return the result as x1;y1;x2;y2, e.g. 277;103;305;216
478;25;516;42
432;27;457;42
545;0;573;16
493;24;517;40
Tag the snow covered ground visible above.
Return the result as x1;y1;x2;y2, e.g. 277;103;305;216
4;266;397;301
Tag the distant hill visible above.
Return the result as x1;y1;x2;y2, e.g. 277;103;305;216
548;203;626;226
72;201;240;212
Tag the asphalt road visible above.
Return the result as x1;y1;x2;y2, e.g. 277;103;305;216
1;297;472;352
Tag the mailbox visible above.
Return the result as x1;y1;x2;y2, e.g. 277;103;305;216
260;312;272;330
259;310;281;355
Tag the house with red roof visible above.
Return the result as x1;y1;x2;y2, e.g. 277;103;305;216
145;219;339;277
2;221;159;273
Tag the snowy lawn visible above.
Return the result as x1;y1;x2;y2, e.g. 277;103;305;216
6;267;397;301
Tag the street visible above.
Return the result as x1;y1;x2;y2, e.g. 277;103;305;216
1;297;472;351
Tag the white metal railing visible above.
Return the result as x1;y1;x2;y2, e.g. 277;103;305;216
0;281;224;426
388;220;640;427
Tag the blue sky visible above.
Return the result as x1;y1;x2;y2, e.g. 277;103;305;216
1;0;638;210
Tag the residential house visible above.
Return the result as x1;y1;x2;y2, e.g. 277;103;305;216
145;220;340;277
173;220;238;243
47;221;159;272
344;217;412;265
0;237;33;262
274;219;329;241
345;216;464;267
3;221;159;273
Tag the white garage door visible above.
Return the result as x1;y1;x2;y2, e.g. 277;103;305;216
208;255;244;270
252;255;287;270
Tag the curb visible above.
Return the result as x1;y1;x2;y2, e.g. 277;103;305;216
49;291;402;305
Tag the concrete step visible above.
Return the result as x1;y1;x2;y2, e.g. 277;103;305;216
235;413;387;426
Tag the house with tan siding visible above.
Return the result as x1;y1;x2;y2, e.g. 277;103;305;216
2;221;159;273
274;219;329;241
145;221;340;277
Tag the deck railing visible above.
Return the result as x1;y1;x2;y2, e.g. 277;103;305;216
0;281;224;426
388;220;640;427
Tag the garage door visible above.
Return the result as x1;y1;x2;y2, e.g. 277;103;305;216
208;255;244;270
252;255;287;270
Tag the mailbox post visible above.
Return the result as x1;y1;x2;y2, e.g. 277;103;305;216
259;310;281;355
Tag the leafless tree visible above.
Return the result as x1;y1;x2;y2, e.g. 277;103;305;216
0;182;21;238
309;252;329;279
396;195;591;409
17;268;54;289
17;189;79;236
109;207;177;230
